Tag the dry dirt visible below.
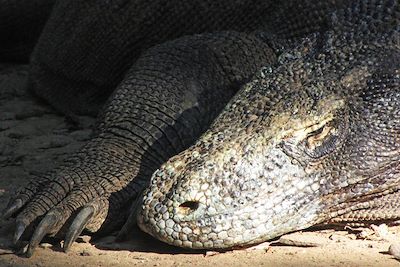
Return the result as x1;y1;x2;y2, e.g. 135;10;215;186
0;64;399;267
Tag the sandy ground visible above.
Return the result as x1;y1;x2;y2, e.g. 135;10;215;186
0;64;399;267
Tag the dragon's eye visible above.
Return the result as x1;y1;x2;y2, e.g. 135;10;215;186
280;107;348;162
306;122;335;150
302;116;346;159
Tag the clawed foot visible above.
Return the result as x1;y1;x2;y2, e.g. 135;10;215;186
2;173;124;257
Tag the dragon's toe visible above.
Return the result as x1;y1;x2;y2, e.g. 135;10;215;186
3;174;118;257
64;205;95;252
25;210;59;257
3;175;52;221
2;199;24;221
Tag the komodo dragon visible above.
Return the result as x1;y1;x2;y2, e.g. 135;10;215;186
1;0;399;257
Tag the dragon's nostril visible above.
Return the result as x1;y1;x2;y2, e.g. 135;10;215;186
178;201;199;215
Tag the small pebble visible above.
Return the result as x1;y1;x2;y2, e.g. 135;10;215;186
388;243;400;260
246;241;270;251
39;243;53;249
205;251;220;257
80;250;91;256
371;224;390;240
359;228;374;239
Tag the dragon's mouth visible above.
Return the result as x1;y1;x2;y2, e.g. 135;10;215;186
136;183;326;250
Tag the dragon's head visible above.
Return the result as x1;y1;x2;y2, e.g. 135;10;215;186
137;10;400;249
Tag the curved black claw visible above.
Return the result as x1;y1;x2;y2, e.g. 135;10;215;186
3;199;24;220
13;220;28;244
26;212;58;258
63;206;95;252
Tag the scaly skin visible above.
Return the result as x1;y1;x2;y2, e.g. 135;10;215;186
1;0;399;256
137;1;400;249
